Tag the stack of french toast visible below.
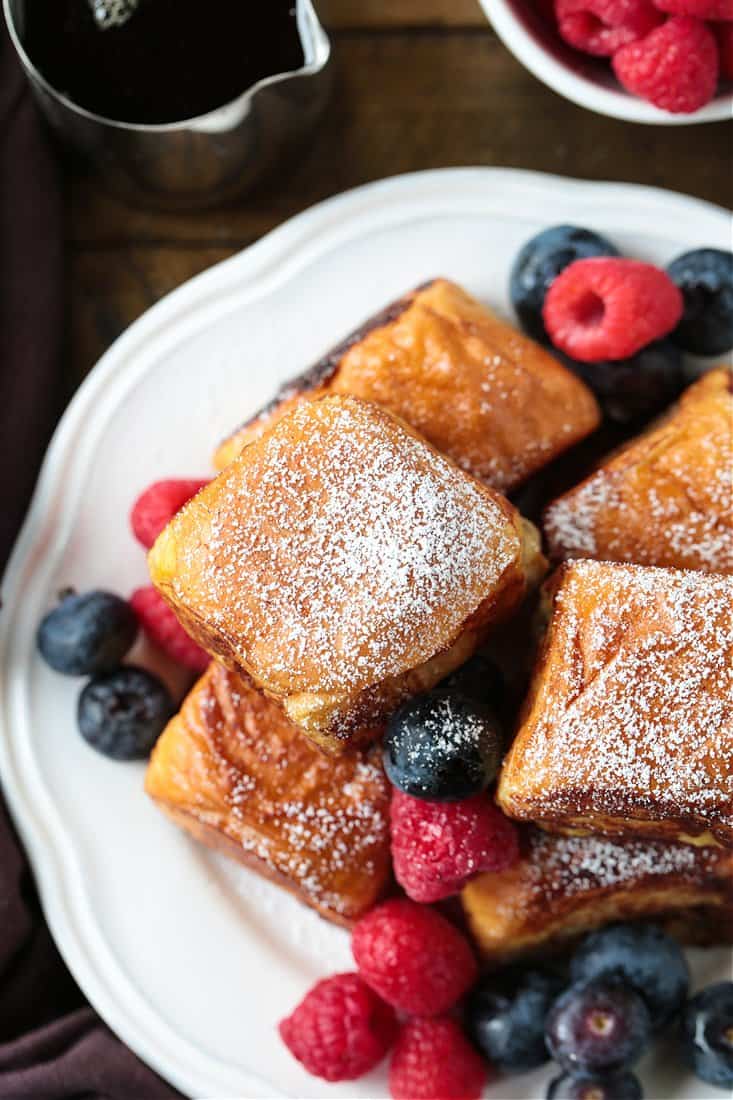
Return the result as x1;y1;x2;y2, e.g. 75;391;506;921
143;276;733;961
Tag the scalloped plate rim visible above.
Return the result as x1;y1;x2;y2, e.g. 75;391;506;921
1;168;730;1099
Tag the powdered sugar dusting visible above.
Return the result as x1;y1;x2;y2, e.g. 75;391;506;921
494;829;727;921
333;279;597;493
162;664;391;919
228;791;387;916
400;695;493;773
545;477;611;558
172;396;519;694
544;372;733;573
212;670;390;916
345;346;576;490
503;560;733;830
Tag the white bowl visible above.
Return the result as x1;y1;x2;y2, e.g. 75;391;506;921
481;0;733;124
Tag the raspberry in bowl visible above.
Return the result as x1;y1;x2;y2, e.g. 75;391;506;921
480;0;733;123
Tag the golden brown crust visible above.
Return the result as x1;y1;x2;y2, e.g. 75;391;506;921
544;368;733;574
214;286;424;469
150;395;545;751
462;827;733;962
144;664;392;925
497;560;733;847
214;279;601;492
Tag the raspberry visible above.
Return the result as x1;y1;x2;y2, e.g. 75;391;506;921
389;1017;490;1100
613;17;719;114
543;258;683;361
714;22;733;78
653;0;733;17
279;972;398;1082
352;898;477;1016
555;0;662;56
130;586;209;673
130;478;209;549
390;790;520;904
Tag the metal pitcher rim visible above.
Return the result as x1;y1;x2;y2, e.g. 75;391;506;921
3;0;331;133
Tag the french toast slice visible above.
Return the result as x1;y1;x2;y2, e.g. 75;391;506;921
462;827;733;963
213;279;601;493
145;663;391;925
497;560;733;847
149;395;545;753
544;368;733;573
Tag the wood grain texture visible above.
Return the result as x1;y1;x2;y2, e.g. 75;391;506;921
68;247;231;395
67;26;733;384
318;0;485;26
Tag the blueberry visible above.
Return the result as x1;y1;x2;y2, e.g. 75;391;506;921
510;225;619;341
680;981;733;1088
570;924;689;1030
77;666;174;760
438;656;505;711
561;339;685;424
383;691;503;801
546;978;652;1075
546;1070;643;1099
466;968;564;1073
667;248;733;356
37;589;138;676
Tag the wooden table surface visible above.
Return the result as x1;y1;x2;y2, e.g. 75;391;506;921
66;0;731;395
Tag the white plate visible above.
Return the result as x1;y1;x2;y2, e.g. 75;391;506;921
1;169;730;1100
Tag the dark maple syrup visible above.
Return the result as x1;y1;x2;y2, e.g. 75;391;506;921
20;0;303;124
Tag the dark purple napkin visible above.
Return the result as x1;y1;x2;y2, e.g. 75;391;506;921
0;14;63;569
0;16;181;1099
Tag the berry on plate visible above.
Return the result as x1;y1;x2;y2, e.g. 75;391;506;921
467;968;564;1074
667;248;733;356
438;654;506;710
653;0;733;16
383;692;503;801
390;790;520;903
680;981;733;1088
130;586;209;673
543;257;683;362
130;478;209;550
389;1017;490;1100
278;972;398;1082
555;0;662;56
561;339;684;423
570;923;689;1029
545;977;652;1075
510;225;619;342
546;1070;644;1099
37;589;138;676
77;665;174;760
352;897;477;1016
613;17;719;114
